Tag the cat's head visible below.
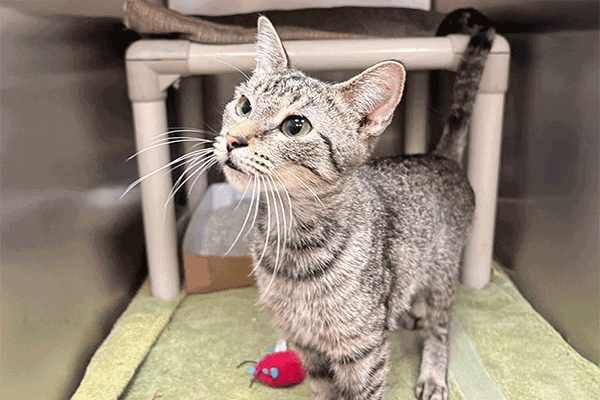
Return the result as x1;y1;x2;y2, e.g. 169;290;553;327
214;17;405;193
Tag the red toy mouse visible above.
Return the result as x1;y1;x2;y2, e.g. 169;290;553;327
238;340;305;388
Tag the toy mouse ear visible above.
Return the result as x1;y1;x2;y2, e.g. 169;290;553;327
255;16;292;74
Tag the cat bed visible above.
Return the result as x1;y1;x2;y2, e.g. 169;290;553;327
71;262;599;400
123;0;447;44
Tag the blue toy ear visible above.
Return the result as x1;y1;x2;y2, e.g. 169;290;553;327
271;367;278;378
248;366;255;375
259;356;264;361
269;348;275;354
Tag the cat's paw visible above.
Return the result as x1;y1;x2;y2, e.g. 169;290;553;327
415;375;448;400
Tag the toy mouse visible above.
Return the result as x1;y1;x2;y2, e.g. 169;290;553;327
237;339;305;388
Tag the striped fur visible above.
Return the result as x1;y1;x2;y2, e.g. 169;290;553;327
433;8;497;164
214;12;495;400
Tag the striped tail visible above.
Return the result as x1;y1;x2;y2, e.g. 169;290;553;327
433;8;496;164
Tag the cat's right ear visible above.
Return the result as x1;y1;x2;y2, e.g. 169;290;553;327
255;16;291;74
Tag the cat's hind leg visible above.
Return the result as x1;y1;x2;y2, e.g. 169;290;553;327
399;291;427;331
415;278;456;400
415;260;460;400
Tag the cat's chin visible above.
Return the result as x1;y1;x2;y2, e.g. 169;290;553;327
223;165;251;191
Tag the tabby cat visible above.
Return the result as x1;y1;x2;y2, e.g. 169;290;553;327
213;9;495;400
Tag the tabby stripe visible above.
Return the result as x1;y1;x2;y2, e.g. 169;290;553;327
336;340;384;365
300;162;330;183
295;235;348;281
286;220;339;252
367;358;386;380
365;380;384;399
308;367;335;382
262;229;350;280
340;367;385;400
318;132;343;174
260;216;338;251
339;373;384;400
286;234;328;251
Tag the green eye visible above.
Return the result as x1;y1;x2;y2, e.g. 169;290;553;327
236;96;252;117
281;116;311;138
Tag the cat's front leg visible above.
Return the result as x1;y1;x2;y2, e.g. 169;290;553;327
330;338;389;400
294;345;338;400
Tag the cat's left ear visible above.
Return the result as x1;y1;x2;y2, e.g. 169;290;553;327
255;16;291;74
336;61;406;136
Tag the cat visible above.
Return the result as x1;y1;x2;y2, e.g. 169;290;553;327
213;9;495;400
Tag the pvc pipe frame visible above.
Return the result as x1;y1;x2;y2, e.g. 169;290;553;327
126;35;510;299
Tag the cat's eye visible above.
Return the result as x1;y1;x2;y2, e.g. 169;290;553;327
281;116;311;138
236;96;252;117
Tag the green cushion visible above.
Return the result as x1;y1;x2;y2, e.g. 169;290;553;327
72;263;600;400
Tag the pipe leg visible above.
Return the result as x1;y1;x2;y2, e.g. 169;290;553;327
132;100;180;300
462;93;506;289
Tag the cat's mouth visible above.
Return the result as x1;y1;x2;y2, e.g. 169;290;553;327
223;158;253;190
225;159;245;174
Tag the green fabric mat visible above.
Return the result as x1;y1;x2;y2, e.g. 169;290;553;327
72;263;599;400
71;282;186;400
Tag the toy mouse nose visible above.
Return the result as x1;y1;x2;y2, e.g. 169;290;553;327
226;134;248;151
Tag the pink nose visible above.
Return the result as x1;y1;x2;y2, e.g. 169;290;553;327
226;134;248;151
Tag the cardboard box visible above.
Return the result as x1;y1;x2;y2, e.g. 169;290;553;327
182;184;255;294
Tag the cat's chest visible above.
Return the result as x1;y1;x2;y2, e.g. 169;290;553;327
256;274;360;344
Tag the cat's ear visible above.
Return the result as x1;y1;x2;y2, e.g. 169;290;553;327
255;16;291;74
336;61;406;136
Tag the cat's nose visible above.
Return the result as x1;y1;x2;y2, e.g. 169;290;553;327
226;134;248;151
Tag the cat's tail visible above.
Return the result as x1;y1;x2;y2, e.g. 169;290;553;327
433;8;496;165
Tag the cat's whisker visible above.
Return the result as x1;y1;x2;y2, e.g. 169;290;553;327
244;172;261;239
233;175;253;212
153;127;219;138
266;175;288;294
127;138;213;161
224;175;257;256
270;175;287;253
167;148;215;173
205;56;250;80
170;152;215;199
274;172;294;234
263;177;281;295
187;158;219;197
252;176;271;275
120;148;213;199
177;119;220;136
287;170;324;207
162;154;217;222
150;136;213;144
186;142;211;153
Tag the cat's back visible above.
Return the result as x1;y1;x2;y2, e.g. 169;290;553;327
362;154;475;228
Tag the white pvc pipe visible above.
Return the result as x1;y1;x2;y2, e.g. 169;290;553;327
462;92;506;289
132;100;180;300
403;71;430;154
187;37;462;73
126;35;509;295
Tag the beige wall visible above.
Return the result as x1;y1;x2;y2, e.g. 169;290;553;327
1;7;146;399
493;29;599;364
